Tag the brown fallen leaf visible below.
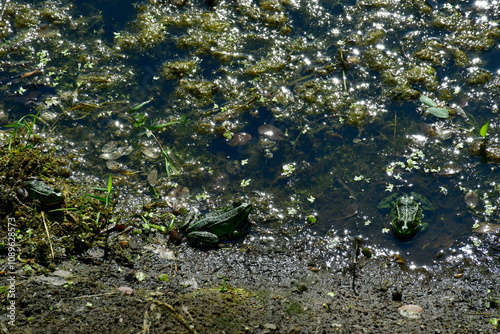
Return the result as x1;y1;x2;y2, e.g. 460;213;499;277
472;223;500;234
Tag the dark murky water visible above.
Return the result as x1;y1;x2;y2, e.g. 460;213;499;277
1;0;499;266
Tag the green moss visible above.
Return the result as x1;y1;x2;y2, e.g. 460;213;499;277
114;32;141;50
265;13;288;26
260;0;285;12
161;60;198;79
411;0;433;13
413;45;446;66
432;7;500;51
346;103;369;127
405;65;438;90
451;31;496;51
389;84;420;100
177;79;219;106
199;12;231;32
177;33;219;52
77;71;135;94
362;47;397;71
0;146;108;266
7;3;40;29
362;29;386;45
449;47;469;67
40;6;70;24
432;8;469;31
465;68;492;85
245;58;286;76
286;300;304;315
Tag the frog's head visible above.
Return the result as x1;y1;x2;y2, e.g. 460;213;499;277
237;203;253;217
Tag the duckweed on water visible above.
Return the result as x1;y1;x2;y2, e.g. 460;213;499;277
0;0;499;264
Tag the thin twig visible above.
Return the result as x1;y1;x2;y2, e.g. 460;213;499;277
147;298;197;334
352;237;362;295
393;111;397;144
41;212;55;259
70;292;116;299
342;69;348;92
141;309;150;334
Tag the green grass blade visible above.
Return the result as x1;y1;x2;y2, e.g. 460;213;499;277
4;122;25;128
148;121;180;131
86;194;107;202
107;175;113;194
128;100;152;114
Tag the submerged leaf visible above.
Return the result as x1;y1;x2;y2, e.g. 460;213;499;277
464;190;479;209
133;113;147;128
419;95;437;107
427;107;450;118
472;223;500;234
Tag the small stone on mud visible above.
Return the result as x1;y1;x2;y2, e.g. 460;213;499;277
134;271;146;282
168;229;183;245
293;283;308;293
117;286;134;295
258;323;278;333
398;304;423;319
51;270;73;278
34;276;67;286
180;277;198;290
145;244;177;260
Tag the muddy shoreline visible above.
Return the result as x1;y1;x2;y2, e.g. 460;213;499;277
4;234;499;333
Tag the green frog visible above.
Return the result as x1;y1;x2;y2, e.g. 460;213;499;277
17;179;64;206
378;192;432;239
391;195;423;239
182;202;252;248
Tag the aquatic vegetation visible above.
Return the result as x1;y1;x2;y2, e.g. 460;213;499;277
480;121;491;138
127;100;181;177
86;175;114;208
419;95;450;118
3;111;42;152
0;0;498;265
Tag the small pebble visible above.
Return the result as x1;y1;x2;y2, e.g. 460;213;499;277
51;270;73;279
398;304;423;319
117;286;134;295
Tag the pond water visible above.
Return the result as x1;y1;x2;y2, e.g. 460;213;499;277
1;0;499;267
